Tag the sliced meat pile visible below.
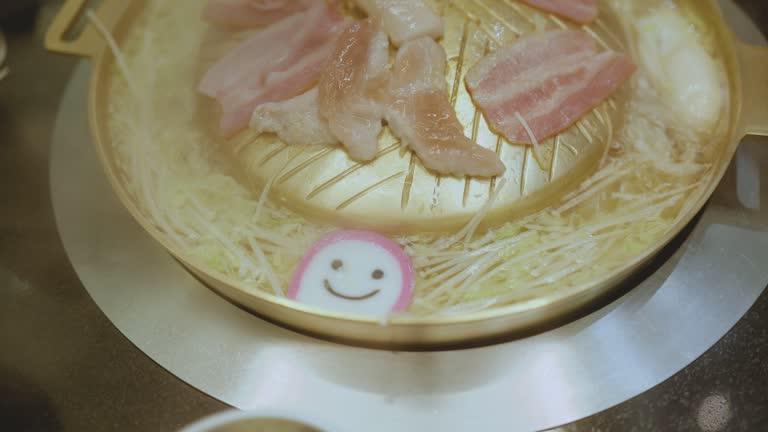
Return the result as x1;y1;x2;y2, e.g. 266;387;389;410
199;1;635;179
465;30;635;145
317;18;390;161
198;2;346;137
250;88;339;147
353;0;444;47
316;20;503;176
518;0;598;24
385;37;505;177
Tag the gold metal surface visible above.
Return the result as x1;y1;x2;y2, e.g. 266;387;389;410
223;0;628;233
44;0;126;58
737;40;768;136
45;0;768;349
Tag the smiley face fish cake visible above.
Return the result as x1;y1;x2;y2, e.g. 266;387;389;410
288;230;415;317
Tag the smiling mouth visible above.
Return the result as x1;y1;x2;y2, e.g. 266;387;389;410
323;279;380;301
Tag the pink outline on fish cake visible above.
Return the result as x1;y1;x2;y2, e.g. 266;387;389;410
288;230;415;313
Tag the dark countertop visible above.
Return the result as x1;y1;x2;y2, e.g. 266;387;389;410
0;1;766;431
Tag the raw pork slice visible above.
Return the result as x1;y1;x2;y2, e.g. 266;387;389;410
198;10;307;98
518;0;598;24
465;30;597;98
386;37;505;177
203;0;314;30
318;18;390;161
465;30;635;144
249;88;339;147
218;42;336;136
198;2;345;136
353;0;443;46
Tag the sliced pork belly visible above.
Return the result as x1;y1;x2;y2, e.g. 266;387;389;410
203;0;314;30
198;10;306;98
519;0;598;24
386;37;505;177
249;88;339;147
466;30;597;98
353;0;443;46
318;18;390;161
465;30;635;144
198;3;345;136
218;42;336;136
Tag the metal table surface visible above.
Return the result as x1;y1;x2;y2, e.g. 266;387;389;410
1;1;767;431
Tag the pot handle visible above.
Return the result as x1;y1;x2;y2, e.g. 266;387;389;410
44;0;125;58
737;41;768;137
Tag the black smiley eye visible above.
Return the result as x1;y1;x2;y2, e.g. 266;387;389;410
331;259;343;270
372;269;384;280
